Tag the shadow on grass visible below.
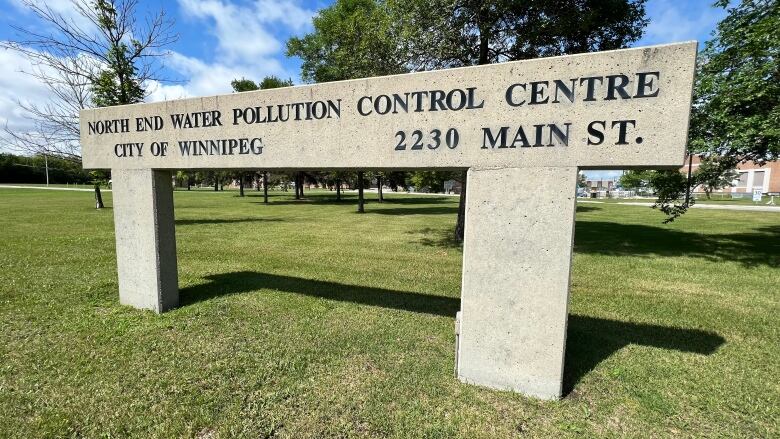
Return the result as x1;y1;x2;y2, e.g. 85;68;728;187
377;196;455;205
251;197;353;205
180;271;725;394
575;221;780;268
407;206;594;249
180;271;459;316
366;206;458;215
175;217;282;225
248;194;456;207
575;205;600;213
563;315;724;395
407;227;462;249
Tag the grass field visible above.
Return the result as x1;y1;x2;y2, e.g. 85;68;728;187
582;195;778;205
0;188;778;438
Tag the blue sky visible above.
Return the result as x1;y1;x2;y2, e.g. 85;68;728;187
0;0;728;172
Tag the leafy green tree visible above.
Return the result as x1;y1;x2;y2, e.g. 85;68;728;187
260;76;294;89
653;0;778;220
392;0;647;68
231;78;259;92
326;170;352;200
287;0;407;82
694;158;739;199
91;4;146;107
618;170;654;191
289;0;647;228
288;0;407;211
409;171;456;193
577;172;588;189
392;0;648;241
0;153;94;184
230;76;295;199
690;0;779;164
88;0;151;206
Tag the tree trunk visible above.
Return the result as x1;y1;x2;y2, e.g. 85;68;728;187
336;179;341;201
454;170;467;242
263;172;269;204
239;174;245;197
357;171;365;213
214;180;218;191
94;184;104;209
295;172;301;199
299;172;305;198
377;175;383;202
477;11;490;65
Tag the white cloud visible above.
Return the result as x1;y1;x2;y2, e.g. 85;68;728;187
639;0;724;46
145;0;315;100
178;0;281;61
0;47;59;134
8;0;97;32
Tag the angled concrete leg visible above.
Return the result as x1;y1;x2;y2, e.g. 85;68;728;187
111;169;178;312
457;166;578;400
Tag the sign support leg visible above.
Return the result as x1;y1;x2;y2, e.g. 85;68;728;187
457;166;578;400
112;169;179;312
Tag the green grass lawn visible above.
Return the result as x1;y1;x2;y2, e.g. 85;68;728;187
0;188;778;438
584;194;779;205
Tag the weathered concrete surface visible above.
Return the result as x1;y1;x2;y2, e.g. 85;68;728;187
79;42;698;400
112;169;178;312
81;42;697;171
458;166;578;399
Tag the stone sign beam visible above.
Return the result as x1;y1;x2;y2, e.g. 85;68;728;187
80;42;697;399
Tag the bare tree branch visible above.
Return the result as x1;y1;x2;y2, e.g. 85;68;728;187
1;0;177;159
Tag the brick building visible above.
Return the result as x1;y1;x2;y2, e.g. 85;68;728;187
682;156;780;195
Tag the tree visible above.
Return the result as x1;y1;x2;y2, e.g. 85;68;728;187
409;171;456;193
393;0;648;241
260;76;294;89
230;75;294;200
654;0;778;220
231;76;293;92
690;0;779;165
231;78;259;92
577;172;588;189
695;158;738;199
375;171;384;202
1;0;176;208
289;0;647;233
287;0;407;83
357;171;366;213
392;0;647;69
618;170;654;191
328;170;351;201
288;0;407;212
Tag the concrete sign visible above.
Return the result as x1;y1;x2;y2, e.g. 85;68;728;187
81;42;697;400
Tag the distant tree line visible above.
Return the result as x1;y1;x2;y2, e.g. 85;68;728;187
0;153;106;185
1;0;177;208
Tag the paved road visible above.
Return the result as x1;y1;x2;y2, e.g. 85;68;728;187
0;185;110;192
579;200;780;213
2;185;778;212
